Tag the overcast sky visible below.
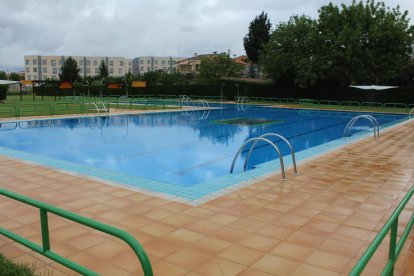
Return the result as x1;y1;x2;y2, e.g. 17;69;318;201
0;0;413;70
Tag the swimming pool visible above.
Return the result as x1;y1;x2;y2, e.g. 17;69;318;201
0;105;407;202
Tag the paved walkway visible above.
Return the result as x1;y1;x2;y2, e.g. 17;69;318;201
0;119;413;275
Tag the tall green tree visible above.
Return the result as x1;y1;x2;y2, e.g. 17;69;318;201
98;60;109;79
260;15;319;87
197;53;243;83
260;0;414;87
0;71;6;80
9;72;23;81
243;12;272;66
59;57;80;83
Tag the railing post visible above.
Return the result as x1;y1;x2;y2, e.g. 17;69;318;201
387;219;398;276
39;208;50;252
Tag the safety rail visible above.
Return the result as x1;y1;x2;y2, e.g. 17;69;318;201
343;115;379;138
0;104;18;119
86;101;108;114
230;137;287;180
244;133;297;175
18;103;53;117
0;188;153;276
52;102;83;115
349;185;414;276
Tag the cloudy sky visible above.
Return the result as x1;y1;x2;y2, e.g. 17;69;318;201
0;0;413;70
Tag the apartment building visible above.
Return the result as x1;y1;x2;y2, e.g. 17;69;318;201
132;56;186;76
24;55;133;80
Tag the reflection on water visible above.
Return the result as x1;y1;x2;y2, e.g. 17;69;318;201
0;106;406;186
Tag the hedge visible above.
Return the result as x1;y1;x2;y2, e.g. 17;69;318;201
0;84;8;101
32;81;414;104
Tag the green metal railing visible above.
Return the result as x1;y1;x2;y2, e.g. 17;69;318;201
350;185;414;276
0;188;153;276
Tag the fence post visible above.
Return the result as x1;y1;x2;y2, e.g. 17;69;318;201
39;208;50;252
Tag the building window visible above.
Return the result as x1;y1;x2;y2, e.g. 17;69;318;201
140;60;144;64
129;62;132;66
140;66;144;71
86;60;90;66
118;68;123;74
51;60;56;66
42;60;47;65
109;61;113;66
146;66;150;71
93;60;97;66
146;60;150;65
120;61;124;66
33;59;37;65
79;60;84;66
25;59;29;65
154;60;158;65
161;60;166;65
95;68;99;73
33;67;37;73
80;68;84;73
43;67;47;73
109;68;113;73
163;67;167;71
27;75;31;80
26;67;30;73
86;68;91;73
53;67;57;74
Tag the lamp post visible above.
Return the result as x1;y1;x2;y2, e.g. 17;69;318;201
220;83;225;117
100;78;105;98
234;83;239;100
86;80;90;98
123;78;128;97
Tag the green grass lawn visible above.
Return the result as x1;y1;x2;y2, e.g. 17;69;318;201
0;95;180;118
1;95;411;119
0;253;34;276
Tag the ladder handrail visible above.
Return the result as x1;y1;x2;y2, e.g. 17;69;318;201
244;133;297;175
343;115;379;138
409;107;414;117
0;188;153;276
230;137;286;180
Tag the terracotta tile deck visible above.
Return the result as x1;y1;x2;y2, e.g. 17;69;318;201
0;118;413;275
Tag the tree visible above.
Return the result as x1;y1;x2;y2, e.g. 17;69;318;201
197;53;244;83
98;60;109;79
260;0;414;87
260;15;319;87
9;72;23;81
59;57;80;83
317;0;414;86
243;12;272;66
0;71;6;80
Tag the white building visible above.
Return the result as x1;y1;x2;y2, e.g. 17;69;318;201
132;56;187;75
24;55;133;80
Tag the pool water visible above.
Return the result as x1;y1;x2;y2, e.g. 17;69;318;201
0;105;407;200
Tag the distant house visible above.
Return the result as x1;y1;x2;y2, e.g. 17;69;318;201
176;54;214;74
232;55;257;77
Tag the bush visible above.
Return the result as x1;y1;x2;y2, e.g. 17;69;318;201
0;84;8;101
0;253;34;276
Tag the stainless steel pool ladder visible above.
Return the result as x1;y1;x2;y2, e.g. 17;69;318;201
343;115;379;138
409;107;414;117
230;133;297;180
244;133;298;175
